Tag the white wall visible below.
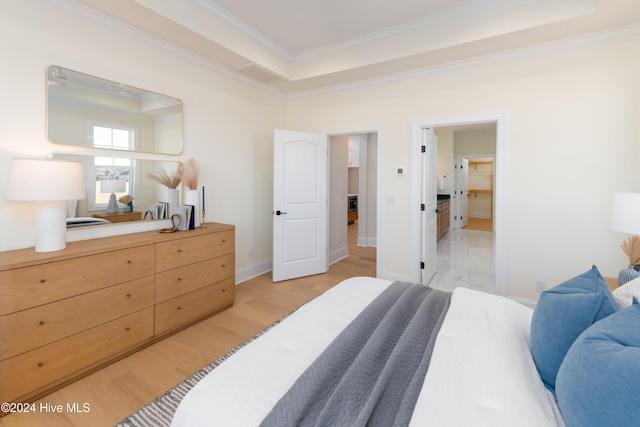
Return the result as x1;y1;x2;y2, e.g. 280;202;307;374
287;37;640;300
0;3;286;284
2;3;640;301
329;135;349;263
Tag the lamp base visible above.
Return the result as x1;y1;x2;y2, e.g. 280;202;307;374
35;200;68;252
106;193;119;214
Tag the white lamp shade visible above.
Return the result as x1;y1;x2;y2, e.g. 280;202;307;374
6;158;85;201
99;179;126;194
611;193;640;235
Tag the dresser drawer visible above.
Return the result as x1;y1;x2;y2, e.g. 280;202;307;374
0;276;154;360
155;253;234;303
155;230;234;273
0;246;155;315
155;277;235;335
0;307;154;403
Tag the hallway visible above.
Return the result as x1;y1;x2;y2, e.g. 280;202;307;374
348;222;495;294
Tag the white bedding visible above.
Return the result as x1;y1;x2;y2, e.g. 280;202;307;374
171;277;565;427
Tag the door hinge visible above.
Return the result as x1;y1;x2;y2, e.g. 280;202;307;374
420;203;425;211
420;262;425;269
421;145;426;153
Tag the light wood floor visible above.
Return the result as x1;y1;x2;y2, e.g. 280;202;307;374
0;225;375;427
464;217;493;232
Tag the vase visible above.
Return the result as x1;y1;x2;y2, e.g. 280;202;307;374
166;188;180;216
618;266;640;285
184;189;201;228
123;201;133;213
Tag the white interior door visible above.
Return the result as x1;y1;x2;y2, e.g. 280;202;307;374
420;128;438;284
273;129;328;282
457;157;469;229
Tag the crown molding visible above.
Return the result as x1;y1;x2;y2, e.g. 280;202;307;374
33;0;288;98
32;1;640;98
289;23;640;98
185;0;527;62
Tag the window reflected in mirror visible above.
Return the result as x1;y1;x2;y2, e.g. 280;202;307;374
53;154;182;226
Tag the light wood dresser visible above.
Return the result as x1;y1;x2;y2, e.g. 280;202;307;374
0;222;234;407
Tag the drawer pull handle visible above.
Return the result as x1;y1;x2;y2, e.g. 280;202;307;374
38;362;44;367
39;320;45;325
177;306;182;310
127;260;132;264
125;327;131;332
126;293;131;298
177;249;182;253
177;278;182;282
40;279;46;284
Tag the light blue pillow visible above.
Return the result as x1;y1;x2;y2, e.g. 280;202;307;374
530;265;618;394
556;299;640;427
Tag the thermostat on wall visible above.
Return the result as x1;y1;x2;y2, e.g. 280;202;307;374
396;167;405;176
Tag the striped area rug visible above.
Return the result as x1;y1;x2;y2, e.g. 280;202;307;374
114;316;287;427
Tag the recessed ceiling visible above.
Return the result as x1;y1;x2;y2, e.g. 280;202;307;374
48;0;640;95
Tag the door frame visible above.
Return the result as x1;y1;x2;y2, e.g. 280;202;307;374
411;113;507;296
323;124;383;279
454;153;496;230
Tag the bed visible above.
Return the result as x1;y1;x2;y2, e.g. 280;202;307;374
171;268;640;427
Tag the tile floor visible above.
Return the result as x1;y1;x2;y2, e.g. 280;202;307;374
429;227;496;294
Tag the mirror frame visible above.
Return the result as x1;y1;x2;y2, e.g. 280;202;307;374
45;65;183;156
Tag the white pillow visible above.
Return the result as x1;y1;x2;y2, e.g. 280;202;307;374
612;276;640;307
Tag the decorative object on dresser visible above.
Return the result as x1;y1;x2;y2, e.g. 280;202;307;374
100;179;126;214
183;158;203;228
610;193;640;284
118;194;134;212
5;158;85;252
0;222;235;410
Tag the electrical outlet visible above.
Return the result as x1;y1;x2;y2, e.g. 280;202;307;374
535;279;546;293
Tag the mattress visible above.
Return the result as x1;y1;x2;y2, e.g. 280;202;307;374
171;277;565;427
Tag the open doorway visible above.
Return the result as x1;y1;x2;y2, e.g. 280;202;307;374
328;132;377;274
412;114;506;296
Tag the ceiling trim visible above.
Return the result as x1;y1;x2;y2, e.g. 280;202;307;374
34;0;288;97
35;0;640;98
186;0;530;62
289;23;640;98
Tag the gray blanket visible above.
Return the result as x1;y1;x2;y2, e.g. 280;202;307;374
259;281;451;427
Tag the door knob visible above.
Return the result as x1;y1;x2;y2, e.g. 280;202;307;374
275;210;287;215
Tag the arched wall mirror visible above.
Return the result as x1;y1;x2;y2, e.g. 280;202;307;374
53;153;182;227
46;66;183;155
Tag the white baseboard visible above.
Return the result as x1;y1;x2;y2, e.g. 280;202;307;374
357;236;377;247
330;245;349;265
469;212;491;219
235;259;272;284
509;296;537;309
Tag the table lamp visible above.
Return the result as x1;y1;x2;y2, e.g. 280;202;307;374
6;158;86;252
611;193;640;234
100;179;126;214
611;193;640;284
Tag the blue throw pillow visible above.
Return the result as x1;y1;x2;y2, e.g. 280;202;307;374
556;300;640;427
530;265;618;394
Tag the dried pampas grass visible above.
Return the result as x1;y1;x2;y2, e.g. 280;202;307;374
146;164;183;189
118;194;134;204
182;158;199;190
621;235;640;266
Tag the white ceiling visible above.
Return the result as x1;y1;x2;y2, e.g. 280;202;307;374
56;0;640;95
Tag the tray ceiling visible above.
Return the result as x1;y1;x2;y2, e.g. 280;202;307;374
50;0;640;95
